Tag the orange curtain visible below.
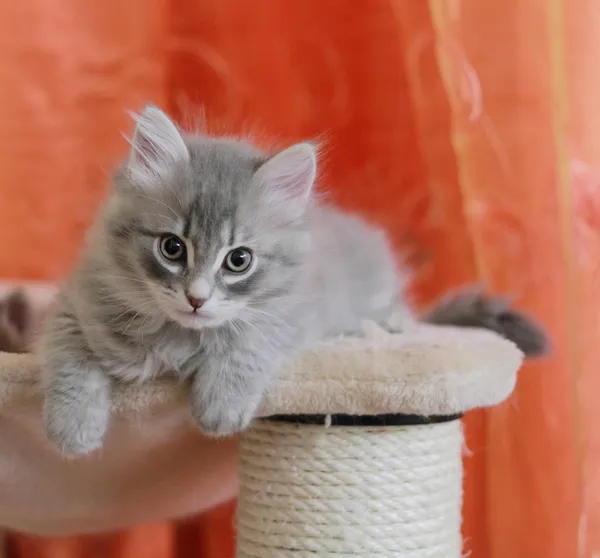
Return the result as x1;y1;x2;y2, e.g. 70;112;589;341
0;1;595;557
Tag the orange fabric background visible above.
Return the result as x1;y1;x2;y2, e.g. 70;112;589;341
0;0;594;557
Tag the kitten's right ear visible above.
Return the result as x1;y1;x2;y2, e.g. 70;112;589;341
254;142;317;220
125;105;189;186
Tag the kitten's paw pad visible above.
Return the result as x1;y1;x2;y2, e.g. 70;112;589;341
192;406;256;437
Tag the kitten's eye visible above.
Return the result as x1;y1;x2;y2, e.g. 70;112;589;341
159;235;186;261
223;248;253;273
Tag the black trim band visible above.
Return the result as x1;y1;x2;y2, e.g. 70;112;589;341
263;413;463;427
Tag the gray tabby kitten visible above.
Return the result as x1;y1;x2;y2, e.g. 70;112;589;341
41;105;546;456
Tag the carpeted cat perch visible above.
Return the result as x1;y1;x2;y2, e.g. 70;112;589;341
239;320;522;558
0;294;521;553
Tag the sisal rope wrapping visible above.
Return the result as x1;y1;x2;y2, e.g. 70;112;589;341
237;419;463;558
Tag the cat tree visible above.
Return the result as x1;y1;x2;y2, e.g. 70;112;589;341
0;291;521;552
237;320;522;557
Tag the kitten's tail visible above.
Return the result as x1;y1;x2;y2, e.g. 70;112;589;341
422;289;549;358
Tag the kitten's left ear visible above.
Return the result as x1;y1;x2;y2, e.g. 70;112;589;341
254;143;317;219
126;105;189;186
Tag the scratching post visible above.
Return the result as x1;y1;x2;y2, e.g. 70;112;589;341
238;418;462;557
237;322;522;557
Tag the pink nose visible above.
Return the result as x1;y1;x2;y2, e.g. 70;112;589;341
186;294;206;310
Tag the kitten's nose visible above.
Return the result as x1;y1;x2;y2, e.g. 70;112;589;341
186;294;206;310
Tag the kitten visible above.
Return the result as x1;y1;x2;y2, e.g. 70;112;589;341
0;290;34;354
41;105;547;456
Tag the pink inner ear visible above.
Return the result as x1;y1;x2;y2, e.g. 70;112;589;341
286;164;314;200
270;169;312;202
261;144;317;203
130;132;160;171
127;106;189;181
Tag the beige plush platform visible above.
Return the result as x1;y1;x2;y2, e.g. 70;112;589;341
0;283;523;536
0;321;521;418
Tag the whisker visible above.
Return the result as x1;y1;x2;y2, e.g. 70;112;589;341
116;301;157;333
107;300;156;327
137;308;162;345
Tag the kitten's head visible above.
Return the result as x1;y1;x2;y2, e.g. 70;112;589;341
102;105;317;329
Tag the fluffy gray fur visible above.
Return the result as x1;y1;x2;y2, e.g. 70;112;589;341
41;106;401;455
423;289;548;357
41;105;548;456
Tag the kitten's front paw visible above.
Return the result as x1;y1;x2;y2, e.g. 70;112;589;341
44;386;111;457
44;416;106;456
382;307;418;334
191;402;258;437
